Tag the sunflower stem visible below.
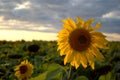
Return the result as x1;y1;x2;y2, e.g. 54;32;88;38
67;66;72;80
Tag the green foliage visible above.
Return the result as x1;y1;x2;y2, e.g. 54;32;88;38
31;72;48;80
75;76;88;80
31;63;64;80
0;40;120;80
99;71;115;80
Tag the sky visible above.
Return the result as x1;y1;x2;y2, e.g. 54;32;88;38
0;0;120;41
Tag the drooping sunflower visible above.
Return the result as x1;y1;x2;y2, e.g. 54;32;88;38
57;17;108;69
14;60;33;80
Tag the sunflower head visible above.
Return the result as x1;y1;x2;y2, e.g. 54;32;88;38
69;28;91;52
14;60;33;80
57;17;108;69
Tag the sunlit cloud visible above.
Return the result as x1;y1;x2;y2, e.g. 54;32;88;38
14;1;31;10
0;16;57;32
0;0;119;41
0;29;57;41
103;32;120;41
102;11;120;19
0;16;58;41
0;16;4;22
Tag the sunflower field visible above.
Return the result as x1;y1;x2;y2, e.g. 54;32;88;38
0;40;120;80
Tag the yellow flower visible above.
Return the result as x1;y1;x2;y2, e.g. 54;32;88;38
14;60;33;80
57;17;108;69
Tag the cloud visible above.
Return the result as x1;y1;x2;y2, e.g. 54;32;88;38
104;33;120;41
0;16;4;22
102;11;120;18
1;0;120;21
99;17;120;33
0;0;120;41
0;29;57;41
0;16;58;32
14;1;31;10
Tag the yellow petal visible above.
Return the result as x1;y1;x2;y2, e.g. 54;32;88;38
74;58;79;69
90;45;104;60
74;53;81;69
86;50;95;69
70;55;79;69
62;24;73;32
58;29;69;36
60;44;70;56
15;71;19;75
14;66;20;71
67;17;76;28
76;17;84;28
91;36;108;49
70;60;75;67
93;22;101;31
94;41;109;49
70;57;79;69
90;62;95;70
62;17;76;29
57;35;68;40
64;50;74;65
57;33;68;38
57;42;68;51
57;36;68;43
62;19;69;25
84;18;94;29
21;61;25;64
79;53;87;68
76;17;84;23
91;32;106;38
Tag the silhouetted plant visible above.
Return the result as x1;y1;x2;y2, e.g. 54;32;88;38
90;65;112;80
28;44;40;53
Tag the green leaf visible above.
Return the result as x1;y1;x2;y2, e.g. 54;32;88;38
30;72;48;80
75;75;88;80
31;63;64;80
99;72;115;80
46;68;62;80
45;63;64;80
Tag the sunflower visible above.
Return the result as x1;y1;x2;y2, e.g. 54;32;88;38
14;60;33;80
57;17;108;69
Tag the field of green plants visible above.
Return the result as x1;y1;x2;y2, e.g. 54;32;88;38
0;40;120;80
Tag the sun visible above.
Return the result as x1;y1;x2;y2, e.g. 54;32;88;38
14;60;33;80
57;17;108;69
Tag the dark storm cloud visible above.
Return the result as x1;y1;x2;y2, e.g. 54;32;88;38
0;0;119;33
67;0;120;18
30;0;68;5
99;18;120;33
